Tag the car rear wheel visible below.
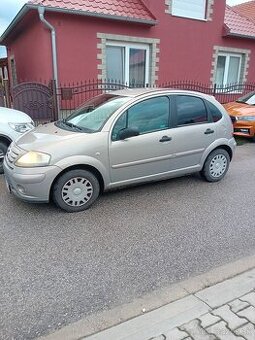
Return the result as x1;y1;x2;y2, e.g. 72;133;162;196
201;148;230;182
52;169;100;212
0;141;8;174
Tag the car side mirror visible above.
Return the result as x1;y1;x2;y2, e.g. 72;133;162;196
118;127;139;140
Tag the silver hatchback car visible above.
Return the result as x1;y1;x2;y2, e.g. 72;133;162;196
4;89;236;212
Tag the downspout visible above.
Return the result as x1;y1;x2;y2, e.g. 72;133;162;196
38;6;59;116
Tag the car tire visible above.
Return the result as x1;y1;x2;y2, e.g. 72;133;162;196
201;148;230;182
52;169;100;212
0;141;8;174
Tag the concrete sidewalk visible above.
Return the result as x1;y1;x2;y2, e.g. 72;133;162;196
84;268;255;340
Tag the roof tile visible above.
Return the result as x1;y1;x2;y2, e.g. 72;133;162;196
28;0;156;23
224;5;255;38
233;1;255;23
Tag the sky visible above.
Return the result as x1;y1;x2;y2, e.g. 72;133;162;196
0;0;253;57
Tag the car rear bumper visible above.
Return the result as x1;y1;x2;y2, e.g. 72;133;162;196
3;159;61;203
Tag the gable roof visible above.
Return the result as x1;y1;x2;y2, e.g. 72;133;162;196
1;0;157;44
27;0;156;23
233;1;255;23
224;5;255;39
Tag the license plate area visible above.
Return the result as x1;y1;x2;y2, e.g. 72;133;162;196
234;128;250;135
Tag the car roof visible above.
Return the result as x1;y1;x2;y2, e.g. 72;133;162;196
109;87;212;99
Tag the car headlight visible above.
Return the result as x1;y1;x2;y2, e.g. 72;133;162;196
9;122;34;133
15;151;51;167
236;116;255;121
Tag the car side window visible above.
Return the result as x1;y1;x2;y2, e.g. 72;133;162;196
112;96;170;141
206;101;223;122
112;112;127;141
176;96;208;126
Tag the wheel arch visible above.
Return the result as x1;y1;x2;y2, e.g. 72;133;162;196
212;145;233;161
0;135;12;146
49;164;105;201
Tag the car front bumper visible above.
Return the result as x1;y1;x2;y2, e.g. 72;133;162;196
233;122;255;138
3;159;61;203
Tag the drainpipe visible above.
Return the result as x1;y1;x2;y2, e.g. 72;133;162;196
38;6;59;115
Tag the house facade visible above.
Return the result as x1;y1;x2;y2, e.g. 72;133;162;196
1;0;255;89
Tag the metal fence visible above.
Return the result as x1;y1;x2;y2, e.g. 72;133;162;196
3;79;255;123
57;80;255;118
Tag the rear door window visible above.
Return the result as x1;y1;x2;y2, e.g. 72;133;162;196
176;95;208;126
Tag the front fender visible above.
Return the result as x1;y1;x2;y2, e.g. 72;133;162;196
55;155;110;187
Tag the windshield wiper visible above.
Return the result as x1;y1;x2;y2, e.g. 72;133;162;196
62;119;83;131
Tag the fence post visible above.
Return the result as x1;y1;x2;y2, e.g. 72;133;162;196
3;79;11;107
213;83;217;96
50;79;59;121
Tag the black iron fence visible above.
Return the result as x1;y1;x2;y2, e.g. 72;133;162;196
2;79;255;124
57;80;255;119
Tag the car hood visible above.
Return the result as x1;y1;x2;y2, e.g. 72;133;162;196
0;107;33;123
16;122;93;154
223;102;255;116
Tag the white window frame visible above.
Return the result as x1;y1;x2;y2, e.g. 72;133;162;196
216;52;242;86
106;41;150;86
171;0;207;21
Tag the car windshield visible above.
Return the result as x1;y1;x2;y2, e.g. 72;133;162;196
236;91;255;105
59;94;130;132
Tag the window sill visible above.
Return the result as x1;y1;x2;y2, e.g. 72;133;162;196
170;14;208;22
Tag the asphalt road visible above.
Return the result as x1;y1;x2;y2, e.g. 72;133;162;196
1;143;255;340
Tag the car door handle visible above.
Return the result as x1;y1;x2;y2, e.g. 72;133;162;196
159;136;172;142
204;128;214;135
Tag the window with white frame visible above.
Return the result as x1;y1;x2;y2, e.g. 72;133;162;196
106;42;150;87
172;0;207;20
215;53;242;86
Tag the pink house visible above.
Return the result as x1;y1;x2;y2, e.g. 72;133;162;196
1;0;255;89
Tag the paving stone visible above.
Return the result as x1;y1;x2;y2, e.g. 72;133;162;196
180;319;216;340
212;305;247;330
199;313;221;328
229;299;250;313
195;269;255;308
165;327;189;340
207;321;245;340
240;292;255;308
235;323;255;340
238;306;255;324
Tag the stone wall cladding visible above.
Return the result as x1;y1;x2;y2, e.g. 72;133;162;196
210;45;251;85
97;33;160;85
165;0;214;20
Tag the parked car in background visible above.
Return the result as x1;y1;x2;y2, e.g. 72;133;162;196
4;89;236;212
0;107;34;174
223;91;255;141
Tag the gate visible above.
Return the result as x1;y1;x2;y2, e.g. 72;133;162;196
0;87;4;107
12;82;58;123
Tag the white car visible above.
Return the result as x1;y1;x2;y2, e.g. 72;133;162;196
0;107;34;174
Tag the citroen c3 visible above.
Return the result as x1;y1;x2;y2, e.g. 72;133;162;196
3;89;236;213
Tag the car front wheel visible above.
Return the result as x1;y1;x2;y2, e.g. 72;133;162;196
52;169;100;212
0;141;8;174
201;148;230;182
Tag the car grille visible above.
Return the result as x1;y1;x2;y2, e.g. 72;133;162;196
5;143;23;169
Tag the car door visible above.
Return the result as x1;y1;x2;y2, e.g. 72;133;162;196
167;94;217;171
109;96;175;184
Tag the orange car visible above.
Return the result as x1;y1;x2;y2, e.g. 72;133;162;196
223;91;255;141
